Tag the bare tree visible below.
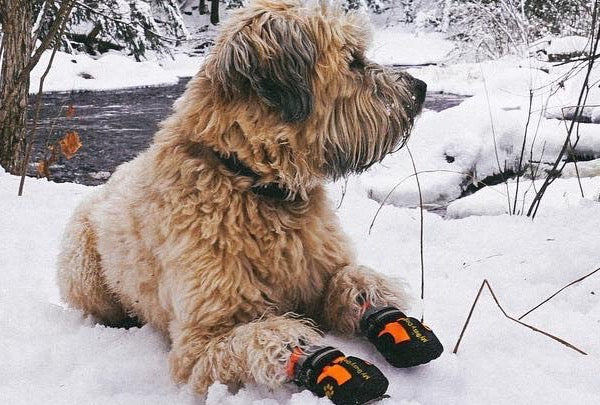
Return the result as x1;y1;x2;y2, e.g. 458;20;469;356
210;0;220;25
0;0;76;173
0;0;33;173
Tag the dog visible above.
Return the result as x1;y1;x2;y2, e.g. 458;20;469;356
57;0;428;398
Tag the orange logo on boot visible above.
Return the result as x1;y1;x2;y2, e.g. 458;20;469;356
317;358;352;386
377;321;411;344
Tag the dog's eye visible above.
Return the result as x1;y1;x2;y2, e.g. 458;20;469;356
349;56;365;70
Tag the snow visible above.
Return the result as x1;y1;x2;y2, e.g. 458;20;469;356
1;155;600;404
446;176;600;218
29;51;203;94
361;48;600;210
5;8;600;405
545;36;591;56
367;27;455;66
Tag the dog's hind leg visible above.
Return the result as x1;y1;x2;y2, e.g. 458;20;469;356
168;315;321;394
320;265;408;335
57;207;129;327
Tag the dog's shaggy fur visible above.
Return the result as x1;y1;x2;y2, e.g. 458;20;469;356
57;0;426;394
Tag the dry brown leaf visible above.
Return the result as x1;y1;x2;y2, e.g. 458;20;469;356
66;105;76;118
37;160;50;178
59;131;82;159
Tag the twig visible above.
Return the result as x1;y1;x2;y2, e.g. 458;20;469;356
513;90;533;214
368;168;508;234
453;280;587;355
567;138;585;198
17;5;70;196
519;266;600;320
17;46;58;195
480;63;512;214
406;145;425;322
527;1;600;218
336;177;349;210
31;0;49;48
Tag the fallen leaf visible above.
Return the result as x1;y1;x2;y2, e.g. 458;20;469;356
37;160;49;177
59;131;82;160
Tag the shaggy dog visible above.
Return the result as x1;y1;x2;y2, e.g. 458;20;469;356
57;0;427;396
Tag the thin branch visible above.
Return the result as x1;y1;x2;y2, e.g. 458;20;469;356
480;63;512;214
31;0;49;48
519;266;600;320
527;5;600;218
336;177;349;210
513;90;533;214
453;280;587;356
406;145;425;322
17;13;69;196
565;133;585;199
453;280;486;354
368;168;508;234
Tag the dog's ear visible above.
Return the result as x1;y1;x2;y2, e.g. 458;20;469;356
210;15;316;123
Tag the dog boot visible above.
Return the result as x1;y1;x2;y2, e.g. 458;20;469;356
288;345;389;405
360;306;443;368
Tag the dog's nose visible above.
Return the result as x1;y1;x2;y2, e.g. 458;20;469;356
413;78;427;107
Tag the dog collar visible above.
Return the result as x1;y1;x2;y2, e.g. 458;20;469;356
214;151;295;201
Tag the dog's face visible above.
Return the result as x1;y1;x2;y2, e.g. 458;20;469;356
203;0;426;187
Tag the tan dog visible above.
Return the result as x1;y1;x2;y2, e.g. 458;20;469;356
57;0;426;395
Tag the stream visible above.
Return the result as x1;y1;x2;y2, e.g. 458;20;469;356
27;76;468;186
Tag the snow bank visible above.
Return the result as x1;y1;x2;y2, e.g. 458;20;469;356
545;36;590;57
368;28;455;66
158;53;205;78
1;168;600;404
29;51;203;93
446;176;600;218
363;53;600;210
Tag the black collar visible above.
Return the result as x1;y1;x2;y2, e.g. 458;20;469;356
214;151;294;201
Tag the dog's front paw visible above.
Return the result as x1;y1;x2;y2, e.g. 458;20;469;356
169;349;218;394
360;307;443;368
169;349;201;385
290;346;389;405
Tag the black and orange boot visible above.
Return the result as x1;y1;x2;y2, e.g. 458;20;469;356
288;345;389;405
360;306;443;368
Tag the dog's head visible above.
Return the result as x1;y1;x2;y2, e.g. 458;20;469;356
200;0;426;193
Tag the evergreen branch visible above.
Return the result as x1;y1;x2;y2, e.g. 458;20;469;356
73;0;185;43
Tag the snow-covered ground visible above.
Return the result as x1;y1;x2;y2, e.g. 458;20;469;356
6;12;600;405
2;154;600;404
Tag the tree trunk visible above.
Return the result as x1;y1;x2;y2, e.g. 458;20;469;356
0;0;33;174
210;0;219;25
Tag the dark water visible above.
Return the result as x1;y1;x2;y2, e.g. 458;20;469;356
27;77;467;186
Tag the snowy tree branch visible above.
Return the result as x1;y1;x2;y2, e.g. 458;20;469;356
73;0;185;43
